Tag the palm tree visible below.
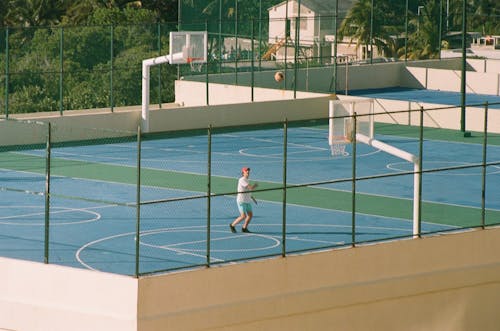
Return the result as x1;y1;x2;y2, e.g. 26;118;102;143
401;0;443;59
4;0;68;27
338;0;399;60
469;0;500;34
63;0;143;25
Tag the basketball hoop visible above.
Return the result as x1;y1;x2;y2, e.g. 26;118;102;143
329;136;350;156
187;57;204;73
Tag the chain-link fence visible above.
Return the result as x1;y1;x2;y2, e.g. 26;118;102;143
0;102;499;276
2;0;497;117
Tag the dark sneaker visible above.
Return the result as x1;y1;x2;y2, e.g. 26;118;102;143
242;227;251;233
229;224;236;233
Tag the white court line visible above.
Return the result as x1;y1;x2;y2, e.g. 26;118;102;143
0;205;101;226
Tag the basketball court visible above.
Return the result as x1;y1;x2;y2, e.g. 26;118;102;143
1;30;500;276
1;116;499;275
2;19;500;330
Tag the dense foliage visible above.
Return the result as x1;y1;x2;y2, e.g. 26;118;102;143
0;0;498;114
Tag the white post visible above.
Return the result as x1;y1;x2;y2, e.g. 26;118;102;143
141;55;172;133
328;99;334;146
356;134;417;163
141;62;150;132
356;133;420;235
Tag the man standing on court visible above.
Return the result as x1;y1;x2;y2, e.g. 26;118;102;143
230;167;258;233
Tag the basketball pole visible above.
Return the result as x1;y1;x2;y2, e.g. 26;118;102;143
141;61;150;133
356;134;421;237
141;54;173;133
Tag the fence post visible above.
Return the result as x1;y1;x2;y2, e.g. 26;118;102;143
258;0;262;71
282;119;288;257
481;102;489;228
293;16;299;99
251;19;255;102
207;125;212;267
4;28;9;118
157;22;162;109
44;123;51;264
59;27;64;115
110;24;115;112
417;106;424;237
235;0;239;85
369;0;374;64
205;20;209;106
331;0;338;93
135;126;142;277
351;112;357;247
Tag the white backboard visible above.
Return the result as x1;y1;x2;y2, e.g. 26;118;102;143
169;31;208;64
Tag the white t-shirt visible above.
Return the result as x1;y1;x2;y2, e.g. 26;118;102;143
236;176;251;203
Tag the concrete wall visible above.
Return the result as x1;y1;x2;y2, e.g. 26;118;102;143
149;95;331;132
136;227;500;331
467;58;500;73
189;61;404;94
0;108;141;146
0;258;137;331
185;58;497;96
403;66;500;95
340;95;500;133
174;80;327;107
2;227;498;331
0;92;333;146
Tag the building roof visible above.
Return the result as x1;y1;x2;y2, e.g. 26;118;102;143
269;0;356;15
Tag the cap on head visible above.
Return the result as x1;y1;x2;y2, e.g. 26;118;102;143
242;167;250;173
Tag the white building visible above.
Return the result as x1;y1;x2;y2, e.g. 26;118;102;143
441;34;500;60
266;0;356;62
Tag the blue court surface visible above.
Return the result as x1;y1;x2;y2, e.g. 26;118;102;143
351;87;500;108
1;120;500;275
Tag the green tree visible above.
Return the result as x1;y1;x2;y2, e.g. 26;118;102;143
3;5;172;113
140;0;178;22
400;0;443;60
63;0;144;25
0;1;9;26
469;0;500;34
338;0;402;59
3;0;68;27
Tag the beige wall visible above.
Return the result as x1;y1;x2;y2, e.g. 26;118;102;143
174;80;326;107
350;96;500;133
148;95;331;132
0;107;141;146
0;258;137;331
467;58;500;73
404;66;500;95
138;227;500;331
2;227;499;331
189;61;405;93
1;94;332;146
184;58;497;96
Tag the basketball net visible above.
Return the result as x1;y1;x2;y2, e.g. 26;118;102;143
330;122;352;156
187;57;204;73
329;136;350;156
